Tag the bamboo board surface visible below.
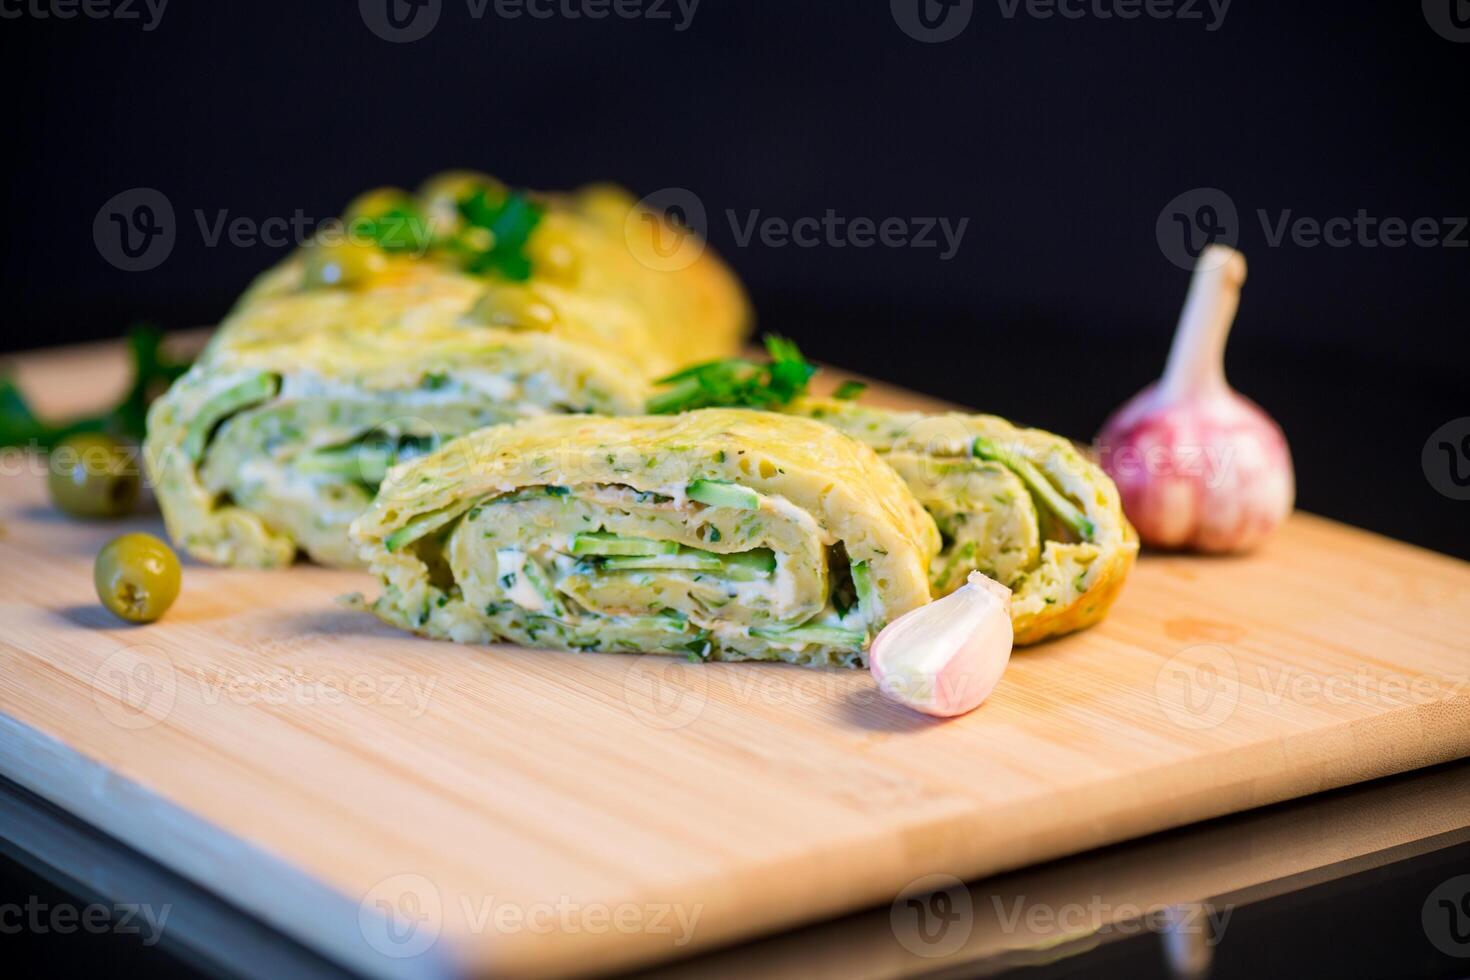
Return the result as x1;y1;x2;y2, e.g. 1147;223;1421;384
1;336;1468;979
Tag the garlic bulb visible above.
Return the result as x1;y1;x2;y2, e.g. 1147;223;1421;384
1095;246;1294;553
869;571;1013;717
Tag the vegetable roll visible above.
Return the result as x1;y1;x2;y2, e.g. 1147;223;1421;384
145;175;749;568
350;410;940;667
791;399;1137;645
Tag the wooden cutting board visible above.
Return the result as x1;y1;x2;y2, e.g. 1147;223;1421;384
2;337;1468;979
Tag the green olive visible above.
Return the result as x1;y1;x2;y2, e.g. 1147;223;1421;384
418;172;507;242
342;186;415;224
419;171;504;211
302;240;388;288
526;214;580;283
470;283;560;331
95;532;181;624
48;433;140;519
574;184;637;230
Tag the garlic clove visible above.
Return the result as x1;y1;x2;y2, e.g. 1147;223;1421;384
869;571;1014;717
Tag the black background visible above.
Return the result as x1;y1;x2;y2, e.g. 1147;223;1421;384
2;0;1467;558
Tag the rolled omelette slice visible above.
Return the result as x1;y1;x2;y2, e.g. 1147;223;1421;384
145;175;749;568
350;410;940;668
790;398;1137;645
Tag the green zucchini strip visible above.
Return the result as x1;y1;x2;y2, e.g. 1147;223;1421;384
972;436;1095;540
180;373;280;461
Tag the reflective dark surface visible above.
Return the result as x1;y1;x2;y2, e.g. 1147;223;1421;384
993;840;1470;980
6;761;1470;979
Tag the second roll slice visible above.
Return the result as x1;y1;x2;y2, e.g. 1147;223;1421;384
351;410;939;667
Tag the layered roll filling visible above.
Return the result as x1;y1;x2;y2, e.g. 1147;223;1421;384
791;399;1138;645
144;174;749;568
351;411;939;667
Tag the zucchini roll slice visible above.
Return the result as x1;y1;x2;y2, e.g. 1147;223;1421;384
350;410;939;667
792;399;1137;645
144;175;749;568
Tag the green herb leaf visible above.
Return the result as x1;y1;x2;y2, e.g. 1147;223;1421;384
647;334;818;414
455;187;543;282
832;380;867;401
0;324;190;450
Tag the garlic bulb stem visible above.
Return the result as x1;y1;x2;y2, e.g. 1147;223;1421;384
1160;245;1246;401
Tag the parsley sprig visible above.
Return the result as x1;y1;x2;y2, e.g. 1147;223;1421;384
648;335;866;414
353;184;545;282
454;187;543;281
0;326;190;449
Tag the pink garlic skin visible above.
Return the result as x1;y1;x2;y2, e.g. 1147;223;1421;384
1097;385;1294;553
1096;245;1294;554
869;572;1013;718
